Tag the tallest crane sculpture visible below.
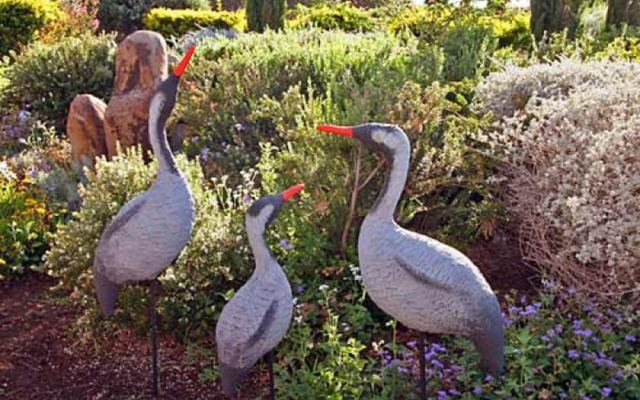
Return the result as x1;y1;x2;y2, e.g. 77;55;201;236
316;123;504;399
92;46;197;396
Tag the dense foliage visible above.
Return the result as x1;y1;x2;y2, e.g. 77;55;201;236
144;7;245;38
0;0;62;57
97;0;210;35
0;125;71;279
476;60;640;306
287;3;374;32
44;147;252;337
246;0;286;32
0;33;116;132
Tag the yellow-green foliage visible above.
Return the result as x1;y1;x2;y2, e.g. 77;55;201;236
287;3;374;32
388;4;456;40
143;7;246;38
0;0;62;57
479;11;532;49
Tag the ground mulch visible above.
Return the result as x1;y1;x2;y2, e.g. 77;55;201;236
0;274;267;400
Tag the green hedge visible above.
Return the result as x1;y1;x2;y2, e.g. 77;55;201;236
0;0;62;57
144;8;246;38
287;3;374;32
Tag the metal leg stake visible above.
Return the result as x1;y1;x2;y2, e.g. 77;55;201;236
266;350;275;400
419;332;427;400
151;280;159;397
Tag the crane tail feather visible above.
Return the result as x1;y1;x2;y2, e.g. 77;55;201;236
93;270;121;317
219;362;249;396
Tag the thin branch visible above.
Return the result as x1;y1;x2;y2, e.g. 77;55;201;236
358;157;386;192
341;145;362;253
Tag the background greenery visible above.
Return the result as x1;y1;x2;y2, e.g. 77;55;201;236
1;0;639;398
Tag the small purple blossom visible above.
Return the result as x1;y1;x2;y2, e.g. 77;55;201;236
473;386;483;395
625;334;636;342
200;147;209;163
601;387;612;397
279;239;293;251
568;349;580;359
437;391;447;400
448;388;460;396
295;285;305;294
575;328;593;338
406;340;417;349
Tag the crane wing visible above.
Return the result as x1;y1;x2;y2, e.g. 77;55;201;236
390;227;489;294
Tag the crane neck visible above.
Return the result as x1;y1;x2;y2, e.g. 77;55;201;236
149;93;179;175
367;144;410;222
246;228;276;271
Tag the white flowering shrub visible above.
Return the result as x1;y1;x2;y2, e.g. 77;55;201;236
474;60;640;119
44;146;253;337
477;61;640;305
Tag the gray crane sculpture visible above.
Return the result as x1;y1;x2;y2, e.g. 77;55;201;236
92;46;197;396
215;183;305;399
316;123;504;399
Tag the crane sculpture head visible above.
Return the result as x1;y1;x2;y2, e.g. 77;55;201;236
316;123;410;160
245;183;305;232
149;45;195;132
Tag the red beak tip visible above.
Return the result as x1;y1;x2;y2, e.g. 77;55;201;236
174;46;196;77
315;124;354;137
282;183;305;201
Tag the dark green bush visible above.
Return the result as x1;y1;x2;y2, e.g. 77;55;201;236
246;0;286;32
0;33;116;132
287;3;374;32
144;8;245;38
0;0;62;57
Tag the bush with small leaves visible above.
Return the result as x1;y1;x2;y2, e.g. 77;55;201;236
476;60;640;306
287;3;375;32
44;146;254;337
0;33;116;132
144;7;245;38
0;0;62;57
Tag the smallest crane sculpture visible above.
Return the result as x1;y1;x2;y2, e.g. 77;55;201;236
215;184;305;399
316;123;504;399
92;47;197;396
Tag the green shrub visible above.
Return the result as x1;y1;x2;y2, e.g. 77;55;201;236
246;0;286;33
44;146;255;337
144;8;245;38
0;33;116;132
287;3;374;32
0;0;62;57
441;22;497;81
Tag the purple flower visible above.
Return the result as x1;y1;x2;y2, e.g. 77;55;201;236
601;387;612;397
448;388;460;396
242;194;253;204
437;391;447;400
430;359;444;369
295;285;305;294
432;343;447;353
582;396;591;400
625;334;636;342
559;392;567;398
279;239;293;251
406;340;417;349
519;304;538;317
568;350;580;359
200;147;209;163
473;386;483;395
575;328;593;338
568;287;577;295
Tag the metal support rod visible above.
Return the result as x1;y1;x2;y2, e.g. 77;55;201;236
150;279;159;397
266;350;275;400
419;332;427;400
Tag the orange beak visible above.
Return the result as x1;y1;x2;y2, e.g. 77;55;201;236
282;183;305;202
316;124;354;138
174;46;196;77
